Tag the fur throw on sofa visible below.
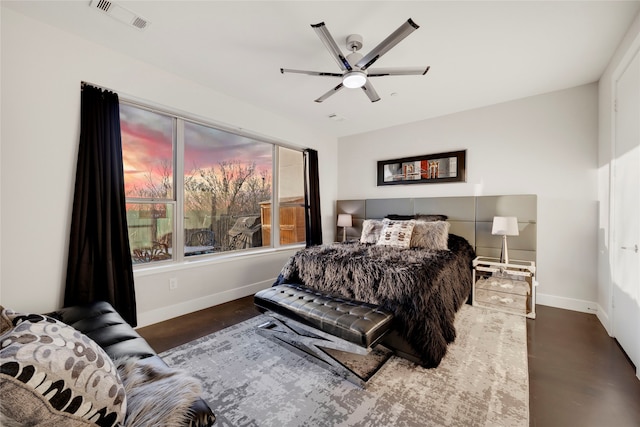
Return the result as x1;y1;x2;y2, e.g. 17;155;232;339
275;234;475;367
115;357;203;427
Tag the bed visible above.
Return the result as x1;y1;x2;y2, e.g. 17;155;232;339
274;216;476;368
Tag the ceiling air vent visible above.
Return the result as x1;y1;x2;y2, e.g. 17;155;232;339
131;17;148;30
89;0;150;31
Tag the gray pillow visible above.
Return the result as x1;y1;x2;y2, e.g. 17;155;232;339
415;214;448;222
410;221;450;250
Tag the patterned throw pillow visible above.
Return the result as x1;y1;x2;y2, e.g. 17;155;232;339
360;219;384;244
0;307;126;427
376;219;416;248
410;221;450;250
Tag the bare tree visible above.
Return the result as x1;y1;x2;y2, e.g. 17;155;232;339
238;169;272;215
183;160;272;250
128;159;173;199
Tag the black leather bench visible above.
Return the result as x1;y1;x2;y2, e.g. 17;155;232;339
254;284;394;387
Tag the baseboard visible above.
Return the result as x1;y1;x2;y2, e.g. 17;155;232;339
139;289;608;330
536;293;599;315
595;303;612;336
136;279;273;328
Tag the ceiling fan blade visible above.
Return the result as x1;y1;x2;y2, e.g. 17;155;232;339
356;18;419;71
311;22;352;72
314;83;344;103
280;68;343;77
362;80;381;103
367;66;430;77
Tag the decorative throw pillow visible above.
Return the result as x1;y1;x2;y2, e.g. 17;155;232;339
410;221;450;250
0;307;126;427
377;219;416;248
414;214;448;222
360;219;384;244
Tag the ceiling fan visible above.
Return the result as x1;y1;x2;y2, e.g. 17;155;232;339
281;18;430;103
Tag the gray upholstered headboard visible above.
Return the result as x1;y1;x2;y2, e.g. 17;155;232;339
336;195;537;263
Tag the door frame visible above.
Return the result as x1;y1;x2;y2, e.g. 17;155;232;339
608;36;640;380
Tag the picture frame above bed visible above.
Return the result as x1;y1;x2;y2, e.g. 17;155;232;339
377;150;466;186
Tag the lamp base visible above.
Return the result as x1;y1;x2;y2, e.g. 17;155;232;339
500;235;509;265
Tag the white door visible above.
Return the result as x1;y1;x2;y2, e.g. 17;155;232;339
612;48;640;379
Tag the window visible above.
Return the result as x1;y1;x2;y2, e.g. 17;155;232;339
183;121;272;255
275;147;306;245
121;104;175;264
120;102;306;265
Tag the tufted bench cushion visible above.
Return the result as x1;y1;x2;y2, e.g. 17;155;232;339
254;283;393;348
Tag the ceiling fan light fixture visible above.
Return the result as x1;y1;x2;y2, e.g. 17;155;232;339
342;71;367;88
282;19;426;102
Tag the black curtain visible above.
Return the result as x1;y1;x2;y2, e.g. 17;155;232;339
303;149;323;247
65;84;137;326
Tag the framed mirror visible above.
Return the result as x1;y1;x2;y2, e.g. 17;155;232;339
377;150;466;186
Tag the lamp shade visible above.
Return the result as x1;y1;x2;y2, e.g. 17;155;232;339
492;216;519;236
337;214;353;227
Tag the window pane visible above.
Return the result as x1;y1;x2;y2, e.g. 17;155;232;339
120;104;174;199
184;121;272;255
278;147;306;245
126;202;174;264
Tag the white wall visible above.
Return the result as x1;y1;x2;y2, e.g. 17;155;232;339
0;8;338;325
339;84;600;313
597;12;640;333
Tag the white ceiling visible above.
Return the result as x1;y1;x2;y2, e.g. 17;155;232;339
4;1;640;138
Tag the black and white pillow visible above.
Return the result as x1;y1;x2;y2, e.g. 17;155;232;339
377;219;416;248
0;307;126;427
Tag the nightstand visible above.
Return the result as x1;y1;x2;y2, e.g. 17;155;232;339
472;256;537;319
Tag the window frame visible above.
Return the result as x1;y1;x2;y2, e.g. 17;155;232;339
120;99;306;268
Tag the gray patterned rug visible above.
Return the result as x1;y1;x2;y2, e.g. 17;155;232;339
160;304;528;427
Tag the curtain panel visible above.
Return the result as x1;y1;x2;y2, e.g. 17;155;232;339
304;149;323;247
65;84;137;326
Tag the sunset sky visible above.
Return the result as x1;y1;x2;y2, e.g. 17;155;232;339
120;103;273;196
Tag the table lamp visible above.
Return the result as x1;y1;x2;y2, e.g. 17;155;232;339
492;216;519;264
337;214;352;242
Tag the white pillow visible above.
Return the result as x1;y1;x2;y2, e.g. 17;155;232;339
360;219;384;244
376;219;416;248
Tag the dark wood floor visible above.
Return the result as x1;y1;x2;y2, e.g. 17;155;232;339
138;298;640;427
527;305;640;427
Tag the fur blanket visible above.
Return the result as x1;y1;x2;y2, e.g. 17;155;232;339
115;357;203;427
275;234;475;367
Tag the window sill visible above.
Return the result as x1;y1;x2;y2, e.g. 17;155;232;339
133;244;304;277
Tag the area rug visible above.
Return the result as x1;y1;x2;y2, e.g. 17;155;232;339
160;304;528;427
